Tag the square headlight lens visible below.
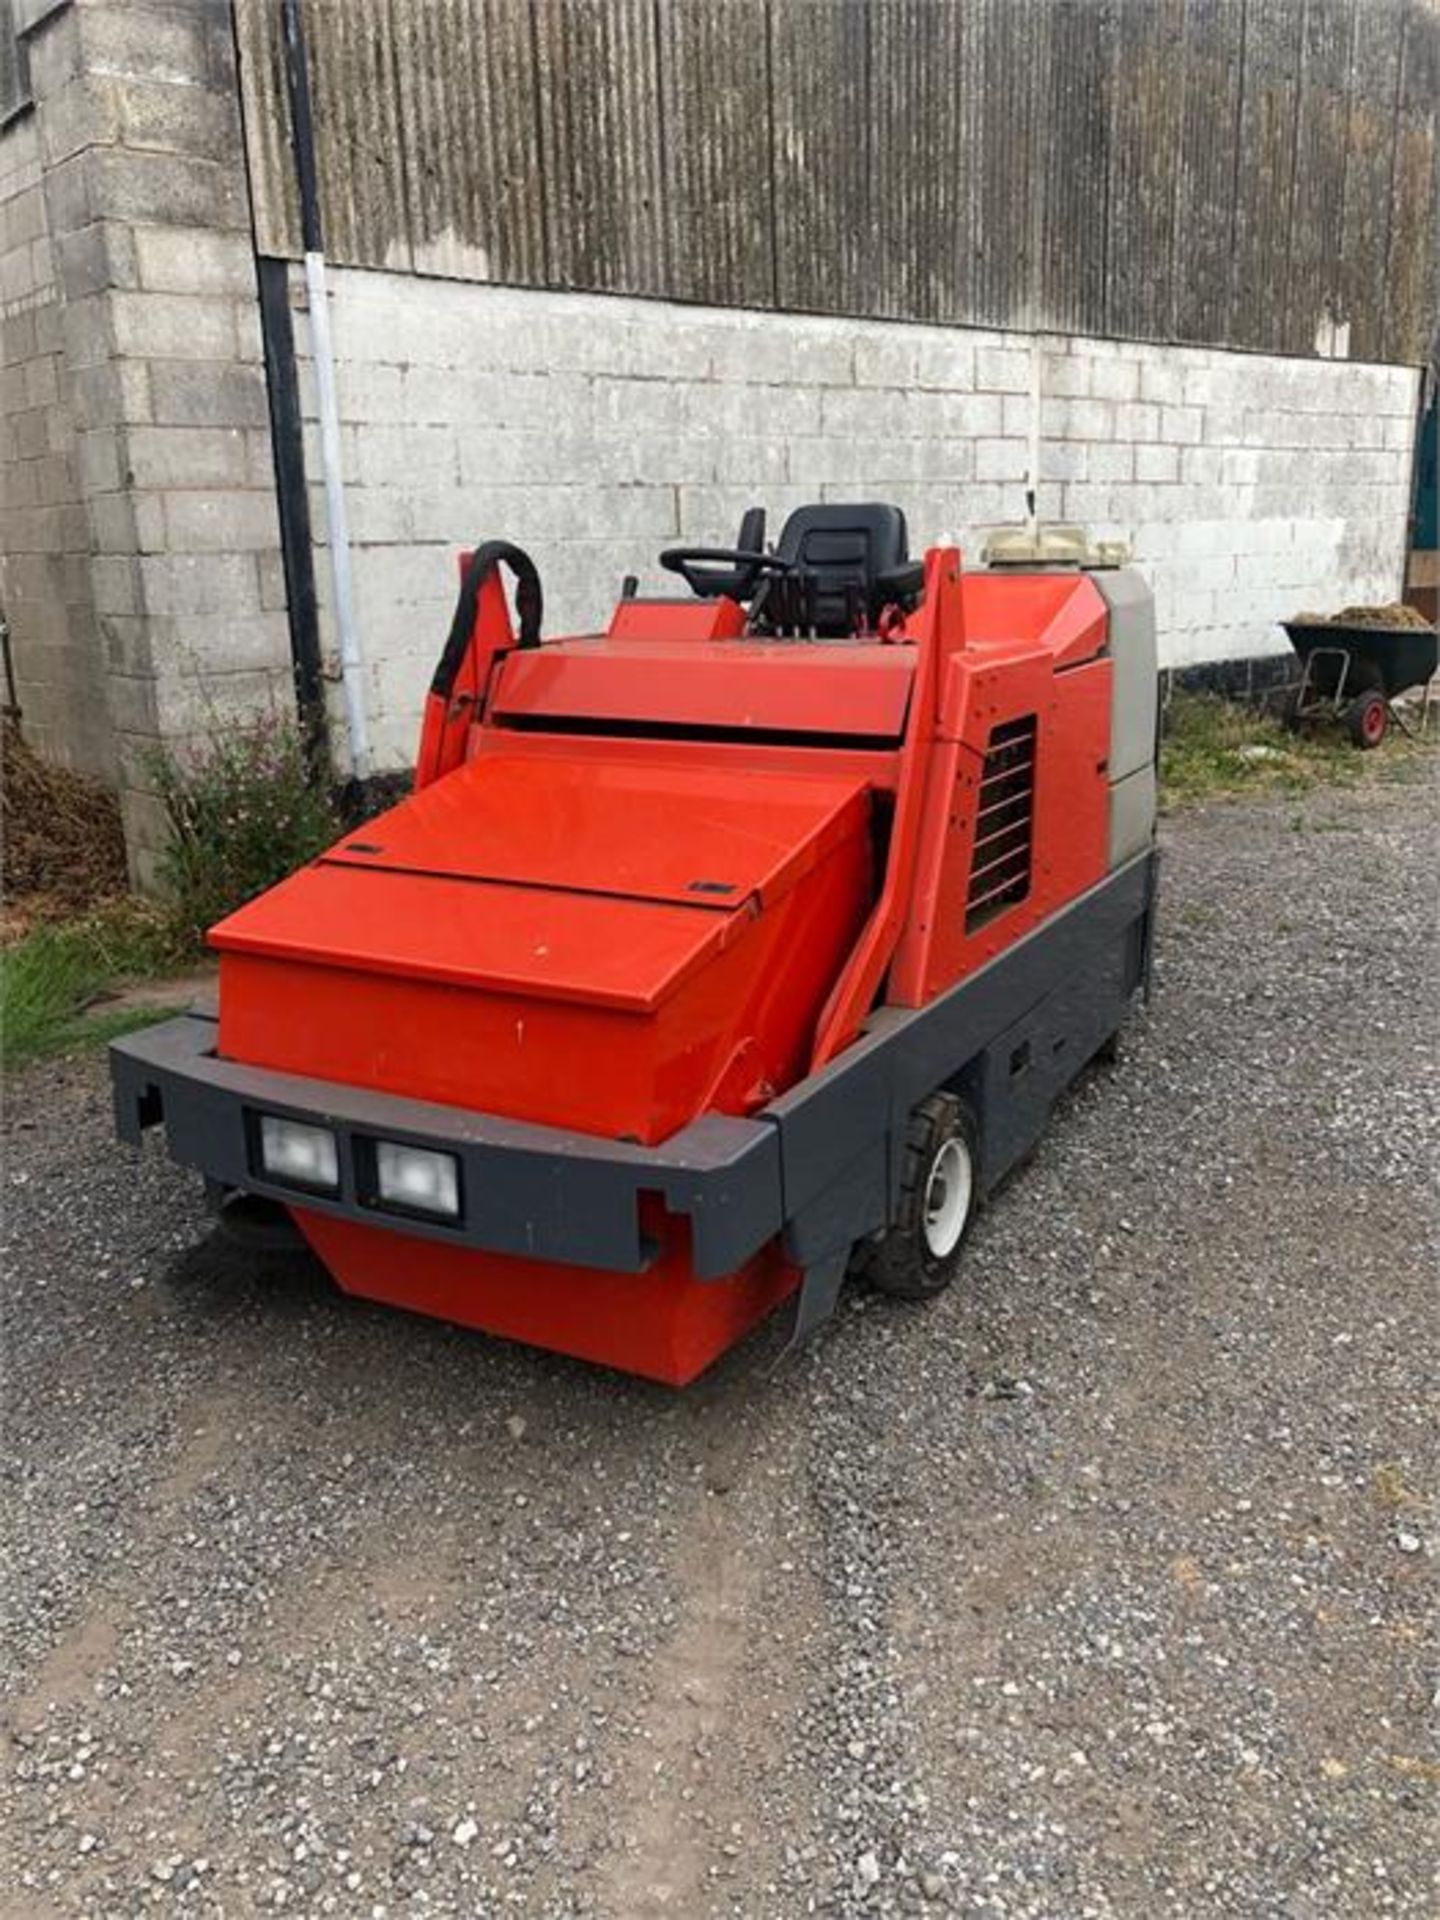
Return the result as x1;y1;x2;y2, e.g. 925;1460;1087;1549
375;1141;460;1218
258;1115;339;1191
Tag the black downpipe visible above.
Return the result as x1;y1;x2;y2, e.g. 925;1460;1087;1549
256;256;326;773
280;0;324;257
0;601;22;732
277;0;368;807
231;0;327;773
274;0;328;772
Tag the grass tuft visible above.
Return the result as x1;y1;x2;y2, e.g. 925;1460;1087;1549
1159;690;1425;808
0;899;193;1068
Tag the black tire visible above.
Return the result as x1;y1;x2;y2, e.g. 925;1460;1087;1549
861;1092;979;1301
1344;688;1389;749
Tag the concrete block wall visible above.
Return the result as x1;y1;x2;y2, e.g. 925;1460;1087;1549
1039;337;1416;669
294;272;1418;771
1;0;291;874
0;102;107;775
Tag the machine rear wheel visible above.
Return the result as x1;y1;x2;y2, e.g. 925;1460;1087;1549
863;1092;978;1301
1345;688;1389;749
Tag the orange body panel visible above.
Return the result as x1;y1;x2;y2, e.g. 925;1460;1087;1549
413;553;518;791
493;637;915;739
961;570;1109;667
319;751;871;914
605;596;748;640
217;841;869;1144
464;725;902;794
295;1208;799;1387
809;548;962;1066
891;653;1112;1002
214;756;873;1144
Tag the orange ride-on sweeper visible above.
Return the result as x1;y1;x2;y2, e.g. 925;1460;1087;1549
112;505;1159;1385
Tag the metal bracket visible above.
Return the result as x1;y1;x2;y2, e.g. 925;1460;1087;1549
777;1249;850;1364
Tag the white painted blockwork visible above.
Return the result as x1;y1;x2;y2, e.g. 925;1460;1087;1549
291;270;1418;771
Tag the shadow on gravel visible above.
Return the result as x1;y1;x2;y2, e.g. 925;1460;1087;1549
162;1229;337;1326
153;1218;798;1424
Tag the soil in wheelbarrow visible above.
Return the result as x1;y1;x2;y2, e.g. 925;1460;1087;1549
1289;601;1433;630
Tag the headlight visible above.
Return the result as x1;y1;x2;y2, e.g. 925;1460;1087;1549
258;1115;339;1191
375;1141;460;1218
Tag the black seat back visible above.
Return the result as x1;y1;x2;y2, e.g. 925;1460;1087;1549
764;503;922;636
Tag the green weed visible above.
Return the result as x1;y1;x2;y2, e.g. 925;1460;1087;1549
150;716;340;949
0;900;190;1067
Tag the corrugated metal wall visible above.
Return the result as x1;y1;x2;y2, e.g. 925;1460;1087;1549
235;0;1440;366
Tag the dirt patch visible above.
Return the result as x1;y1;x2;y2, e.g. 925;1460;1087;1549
83;969;217;1018
5;1607;123;1729
588;1403;810;1916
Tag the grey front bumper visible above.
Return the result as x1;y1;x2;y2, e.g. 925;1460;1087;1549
110;1013;785;1278
111;852;1158;1290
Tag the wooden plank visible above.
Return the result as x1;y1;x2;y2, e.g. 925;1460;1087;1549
949;0;989;327
233;0;300;258
391;0;546;285
1383;1;1439;365
1173;0;1245;345
1285;0;1356;356
969;0;1043;329
1106;0;1187;342
1;9;30;126
533;0;666;296
296;0;412;271
1037;0;1112;337
866;0;966;322
1338;0;1401;363
1228;0;1305;350
657;0;774;308
224;0;1429;363
769;0;871;315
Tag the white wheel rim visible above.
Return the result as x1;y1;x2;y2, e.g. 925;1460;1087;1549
923;1136;972;1259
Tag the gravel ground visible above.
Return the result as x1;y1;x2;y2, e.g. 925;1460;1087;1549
3;772;1436;1918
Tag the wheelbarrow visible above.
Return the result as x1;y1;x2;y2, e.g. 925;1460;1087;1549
1280;617;1438;747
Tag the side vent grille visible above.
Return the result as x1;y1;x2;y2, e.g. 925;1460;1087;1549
965;715;1036;933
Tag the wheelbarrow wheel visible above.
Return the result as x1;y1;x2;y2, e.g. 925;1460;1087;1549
862;1091;978;1301
1344;688;1389;749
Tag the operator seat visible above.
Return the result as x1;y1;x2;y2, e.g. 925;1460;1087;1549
761;502;923;637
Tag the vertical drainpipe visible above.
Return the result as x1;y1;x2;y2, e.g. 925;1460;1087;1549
280;0;369;783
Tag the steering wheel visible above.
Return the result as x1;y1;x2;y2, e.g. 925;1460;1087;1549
658;546;797;600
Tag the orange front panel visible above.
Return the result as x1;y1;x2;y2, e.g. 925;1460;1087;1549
217;823;872;1145
295;1210;799;1387
214;861;735;1011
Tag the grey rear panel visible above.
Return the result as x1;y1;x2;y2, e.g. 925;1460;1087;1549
1108;762;1157;867
1091;567;1159;869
